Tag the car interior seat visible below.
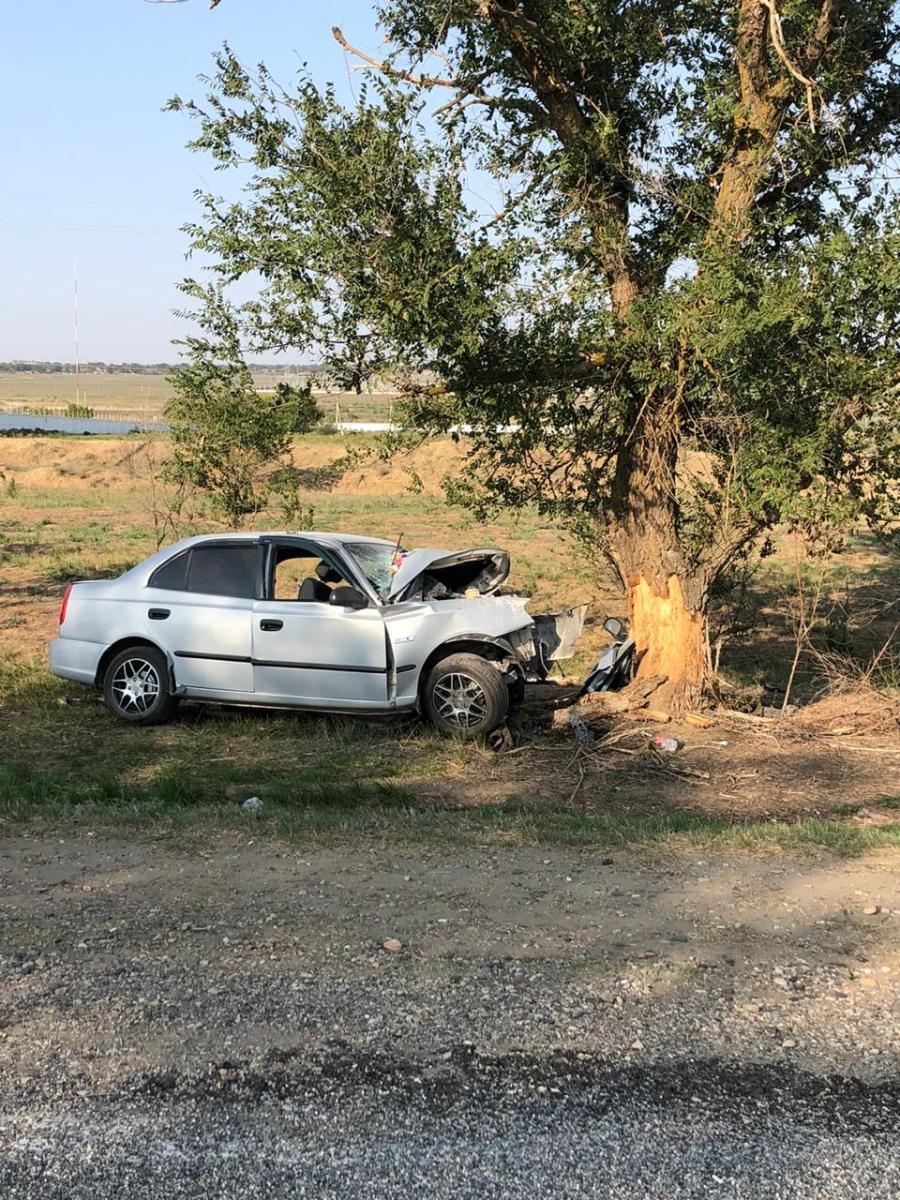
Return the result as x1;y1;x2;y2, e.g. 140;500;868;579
297;561;344;602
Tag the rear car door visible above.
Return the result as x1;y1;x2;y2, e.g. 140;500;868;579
147;541;260;694
251;538;389;707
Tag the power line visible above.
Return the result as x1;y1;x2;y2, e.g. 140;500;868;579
0;192;198;212
0;217;183;235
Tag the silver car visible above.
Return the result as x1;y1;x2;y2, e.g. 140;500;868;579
49;532;584;737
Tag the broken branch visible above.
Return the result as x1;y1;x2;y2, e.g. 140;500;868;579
332;26;458;90
760;0;819;129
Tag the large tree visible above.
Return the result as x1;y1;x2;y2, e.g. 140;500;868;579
169;1;900;706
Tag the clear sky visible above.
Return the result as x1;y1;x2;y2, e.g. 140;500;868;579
2;0;375;363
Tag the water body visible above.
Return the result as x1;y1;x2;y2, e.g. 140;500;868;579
0;412;168;435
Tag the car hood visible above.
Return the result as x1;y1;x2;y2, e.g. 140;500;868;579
387;548;510;603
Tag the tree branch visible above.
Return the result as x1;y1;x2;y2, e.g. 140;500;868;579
761;0;819;129
332;26;461;90
712;0;839;234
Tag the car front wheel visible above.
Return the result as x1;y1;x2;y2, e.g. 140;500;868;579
102;646;177;726
423;652;509;738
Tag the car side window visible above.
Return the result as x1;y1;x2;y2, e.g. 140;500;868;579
187;545;260;599
269;545;349;602
148;550;189;591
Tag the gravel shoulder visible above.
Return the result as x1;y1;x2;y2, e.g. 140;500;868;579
2;834;899;1197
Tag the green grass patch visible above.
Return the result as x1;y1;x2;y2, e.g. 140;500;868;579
1;657;898;856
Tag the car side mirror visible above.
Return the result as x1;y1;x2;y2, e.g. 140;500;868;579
329;585;368;610
603;616;627;640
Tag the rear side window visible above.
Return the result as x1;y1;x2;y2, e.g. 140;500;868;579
149;550;189;591
149;544;260;597
187;544;259;598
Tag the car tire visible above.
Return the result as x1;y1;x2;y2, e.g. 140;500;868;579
102;645;177;726
423;652;509;738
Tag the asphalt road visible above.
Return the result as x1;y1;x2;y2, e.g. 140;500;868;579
4;1049;899;1199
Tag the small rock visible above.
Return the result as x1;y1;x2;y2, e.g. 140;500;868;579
20;960;35;975
382;938;403;954
782;1038;797;1049
630;1039;644;1052
862;905;880;916
241;796;263;814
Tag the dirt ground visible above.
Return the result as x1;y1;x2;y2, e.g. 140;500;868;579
3;435;899;1196
3;834;898;1198
3;833;898;1082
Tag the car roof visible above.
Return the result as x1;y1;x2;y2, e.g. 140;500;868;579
167;531;396;550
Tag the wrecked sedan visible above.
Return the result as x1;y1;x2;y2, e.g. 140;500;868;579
49;532;585;737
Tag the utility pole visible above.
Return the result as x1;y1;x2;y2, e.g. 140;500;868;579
73;261;80;406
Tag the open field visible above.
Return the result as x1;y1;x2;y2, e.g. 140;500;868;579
0;372;399;424
1;432;898;851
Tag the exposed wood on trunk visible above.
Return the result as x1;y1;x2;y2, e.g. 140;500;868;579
628;575;705;710
621;708;673;724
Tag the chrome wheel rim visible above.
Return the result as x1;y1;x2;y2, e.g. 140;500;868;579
111;657;160;715
433;672;488;730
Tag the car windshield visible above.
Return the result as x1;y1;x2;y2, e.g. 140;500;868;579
345;542;401;599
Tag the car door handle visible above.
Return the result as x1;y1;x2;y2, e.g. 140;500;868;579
148;608;170;620
259;619;283;632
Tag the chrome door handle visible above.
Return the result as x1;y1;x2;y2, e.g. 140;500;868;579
259;619;283;632
148;608;170;620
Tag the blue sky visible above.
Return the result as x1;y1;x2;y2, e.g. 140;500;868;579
2;0;375;362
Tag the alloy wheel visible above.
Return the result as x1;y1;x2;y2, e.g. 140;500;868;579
432;671;489;730
110;657;161;716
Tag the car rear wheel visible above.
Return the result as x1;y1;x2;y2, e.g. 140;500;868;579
102;646;177;726
423;652;509;738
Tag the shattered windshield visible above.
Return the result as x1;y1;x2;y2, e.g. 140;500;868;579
346;542;402;599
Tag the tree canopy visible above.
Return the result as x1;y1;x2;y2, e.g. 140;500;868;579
169;1;900;701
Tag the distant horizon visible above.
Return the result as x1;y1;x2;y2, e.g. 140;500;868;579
0;359;320;373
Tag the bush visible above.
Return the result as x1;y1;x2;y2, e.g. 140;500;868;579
165;361;322;525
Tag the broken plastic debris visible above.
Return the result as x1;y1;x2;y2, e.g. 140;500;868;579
650;735;682;753
488;725;515;753
240;796;263;813
568;710;595;745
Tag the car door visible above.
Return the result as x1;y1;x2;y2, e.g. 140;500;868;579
251;538;389;707
147;540;259;695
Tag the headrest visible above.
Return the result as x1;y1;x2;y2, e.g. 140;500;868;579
316;561;342;584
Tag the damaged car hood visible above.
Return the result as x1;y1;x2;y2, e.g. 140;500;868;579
387;548;510;603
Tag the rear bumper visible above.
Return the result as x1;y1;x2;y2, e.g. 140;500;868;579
49;636;105;686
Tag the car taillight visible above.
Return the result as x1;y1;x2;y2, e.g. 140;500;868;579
59;583;73;626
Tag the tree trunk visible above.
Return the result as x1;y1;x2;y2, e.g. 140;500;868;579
607;390;707;712
627;573;705;711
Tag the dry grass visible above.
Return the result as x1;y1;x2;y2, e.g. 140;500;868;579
1;432;898;851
